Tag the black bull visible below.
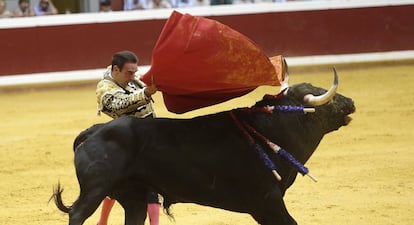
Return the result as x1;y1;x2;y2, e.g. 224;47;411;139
52;71;355;225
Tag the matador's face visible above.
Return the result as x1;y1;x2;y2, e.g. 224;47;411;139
113;62;138;88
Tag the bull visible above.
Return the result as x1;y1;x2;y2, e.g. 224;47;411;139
52;68;355;225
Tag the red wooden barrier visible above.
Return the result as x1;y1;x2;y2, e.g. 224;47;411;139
0;3;413;76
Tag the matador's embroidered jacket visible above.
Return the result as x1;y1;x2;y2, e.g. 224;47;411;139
96;67;154;119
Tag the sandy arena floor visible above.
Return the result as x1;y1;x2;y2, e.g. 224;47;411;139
0;62;413;225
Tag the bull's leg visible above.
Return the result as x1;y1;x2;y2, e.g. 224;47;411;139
123;200;147;225
115;186;148;225
70;159;112;224
68;189;106;225
250;189;297;225
117;194;148;225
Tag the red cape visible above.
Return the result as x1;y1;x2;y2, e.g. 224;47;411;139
141;11;285;114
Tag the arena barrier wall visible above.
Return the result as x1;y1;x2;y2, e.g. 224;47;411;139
0;0;413;78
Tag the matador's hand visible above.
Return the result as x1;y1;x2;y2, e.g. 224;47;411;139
144;84;157;98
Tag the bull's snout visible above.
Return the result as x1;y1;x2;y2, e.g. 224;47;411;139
343;99;355;126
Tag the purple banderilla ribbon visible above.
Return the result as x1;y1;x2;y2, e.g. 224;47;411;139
241;105;314;114
242;122;318;182
230;111;282;181
253;143;282;181
271;105;315;113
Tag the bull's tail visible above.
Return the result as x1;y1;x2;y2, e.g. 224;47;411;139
50;182;71;214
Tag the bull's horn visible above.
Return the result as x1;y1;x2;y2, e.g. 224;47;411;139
280;58;289;93
303;67;338;106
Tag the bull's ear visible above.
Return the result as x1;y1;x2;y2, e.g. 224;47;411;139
303;67;338;106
